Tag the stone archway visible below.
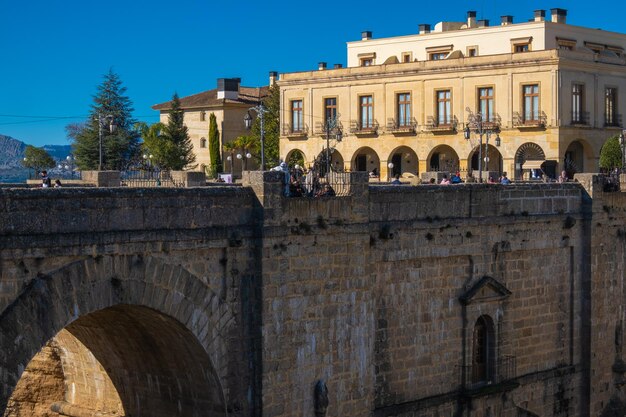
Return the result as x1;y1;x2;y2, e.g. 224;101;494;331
351;147;380;176
427;145;459;172
0;255;235;417
564;139;595;177
469;144;503;177
286;149;306;168
387;146;419;178
316;149;345;173
515;142;547;180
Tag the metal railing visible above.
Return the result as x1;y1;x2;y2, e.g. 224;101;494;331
282;123;309;137
287;155;352;198
386;117;418;133
458;355;516;389
350;119;379;135
425;115;458;131
513;111;547;128
570;111;590;125
120;169;184;188
604;113;623;128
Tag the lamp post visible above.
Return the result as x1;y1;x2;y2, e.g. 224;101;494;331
237;151;252;171
619;129;626;173
244;103;268;170
143;154;154;169
227;154;233;176
23;157;32;179
65;155;75;179
324;113;343;176
96;114;116;171
387;162;394;182
464;108;500;183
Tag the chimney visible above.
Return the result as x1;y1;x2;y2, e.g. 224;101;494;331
269;71;277;86
217;78;240;100
477;19;489;27
501;15;513;25
361;31;372;40
318;62;327;71
333;64;343;69
467;11;477;28
419;24;431;34
551;8;567;23
534;9;545;22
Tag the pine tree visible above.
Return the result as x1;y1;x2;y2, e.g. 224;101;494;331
162;93;196;170
69;69;140;170
208;113;222;177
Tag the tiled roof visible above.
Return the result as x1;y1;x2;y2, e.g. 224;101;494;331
152;86;269;111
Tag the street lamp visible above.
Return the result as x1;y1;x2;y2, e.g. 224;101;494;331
237;151;252;171
244;103;268;170
387;162;394;182
324;113;343;176
143;154;154;169
66;155;75;179
227;154;233;176
96;114;116;171
464;108;500;183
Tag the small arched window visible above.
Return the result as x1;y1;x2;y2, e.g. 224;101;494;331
200;138;207;148
200;111;206;121
472;315;495;384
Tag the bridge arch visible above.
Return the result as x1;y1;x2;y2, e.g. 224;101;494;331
0;255;235;417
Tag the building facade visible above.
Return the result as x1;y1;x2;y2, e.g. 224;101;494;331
279;9;626;181
153;77;270;177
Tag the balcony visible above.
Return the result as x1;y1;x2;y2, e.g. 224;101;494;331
282;124;309;139
314;121;345;137
513;111;547;129
386;117;417;135
425;116;457;134
350;120;379;136
458;355;518;395
570;111;590;126
604;114;623;128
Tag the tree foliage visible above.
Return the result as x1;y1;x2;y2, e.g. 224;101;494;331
161;93;196;170
249;83;280;168
224;135;256;172
599;135;622;171
69;69;140;170
22;145;56;172
135;122;169;168
208;113;222;177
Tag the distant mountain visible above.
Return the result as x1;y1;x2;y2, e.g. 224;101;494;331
0;135;72;183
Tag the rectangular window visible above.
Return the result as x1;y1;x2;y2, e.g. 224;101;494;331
468;47;477;57
291;100;303;132
514;43;530;53
402;53;412;63
360;95;373;129
572;84;584;123
360;58;373;66
436;90;451;125
523;84;539;122
397;93;411;127
200;111;206;121
430;52;447;61
478;87;494;122
324;98;337;124
605;87;618;126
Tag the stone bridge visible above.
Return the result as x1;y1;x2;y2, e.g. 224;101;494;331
1;172;625;417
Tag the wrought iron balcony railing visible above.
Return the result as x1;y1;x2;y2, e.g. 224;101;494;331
314;121;345;136
513;111;547;128
425;115;458;133
458;355;517;390
604;113;623;128
350;120;379;135
386;117;418;134
570;111;590;126
282;123;309;138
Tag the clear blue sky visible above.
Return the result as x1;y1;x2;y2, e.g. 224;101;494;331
0;0;622;147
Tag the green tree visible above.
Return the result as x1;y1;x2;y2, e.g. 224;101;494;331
599;135;622;171
250;83;280;168
135;122;171;168
208;113;222;177
161;93;196;170
69;69;140;170
224;135;256;171
22;145;56;173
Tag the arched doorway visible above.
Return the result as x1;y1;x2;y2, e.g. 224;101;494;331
469;144;503;177
286;149;306;168
351;147;380;176
515;143;549;180
314;149;345;175
564;140;593;178
1;256;233;417
472;315;495;384
428;145;459;172
387;146;419;178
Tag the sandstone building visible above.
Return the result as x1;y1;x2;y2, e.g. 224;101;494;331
278;8;626;181
153;77;271;177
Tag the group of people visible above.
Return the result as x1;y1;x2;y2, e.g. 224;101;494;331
40;171;62;188
272;162;337;198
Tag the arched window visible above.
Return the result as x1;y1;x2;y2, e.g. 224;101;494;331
200;138;207;148
472;315;495;384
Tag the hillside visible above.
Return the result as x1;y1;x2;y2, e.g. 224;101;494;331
0;135;72;183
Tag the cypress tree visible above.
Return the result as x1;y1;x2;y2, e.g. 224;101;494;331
208;113;222;177
162;93;196;170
